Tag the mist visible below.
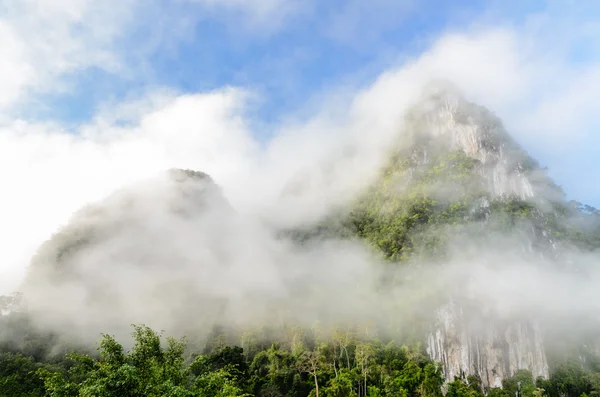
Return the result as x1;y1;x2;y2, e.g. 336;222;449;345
5;93;600;353
1;17;600;361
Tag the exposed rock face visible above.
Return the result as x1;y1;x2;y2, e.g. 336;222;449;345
427;302;549;390
409;89;559;389
295;87;578;390
407;88;551;202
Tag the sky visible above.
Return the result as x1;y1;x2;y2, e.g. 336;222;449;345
1;0;600;294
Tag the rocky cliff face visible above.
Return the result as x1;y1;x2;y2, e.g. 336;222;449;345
426;301;549;390
406;89;548;201
271;88;594;391
400;89;567;389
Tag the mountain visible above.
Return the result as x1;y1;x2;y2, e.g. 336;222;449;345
346;89;565;259
287;86;600;390
24;168;230;287
7;87;600;395
19;168;237;338
332;88;600;390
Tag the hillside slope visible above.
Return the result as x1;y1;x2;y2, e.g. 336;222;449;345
19;168;238;338
332;88;600;389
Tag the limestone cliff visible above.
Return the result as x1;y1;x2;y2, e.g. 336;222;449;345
403;87;553;202
404;89;586;390
345;86;587;390
426;301;549;390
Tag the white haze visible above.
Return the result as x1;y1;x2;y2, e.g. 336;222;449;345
1;16;600;344
13;167;600;345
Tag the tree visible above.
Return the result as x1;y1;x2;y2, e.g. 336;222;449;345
355;342;377;397
324;369;357;397
39;325;210;396
419;363;444;397
446;377;483;397
0;352;52;397
193;366;248;397
298;350;323;397
398;361;422;396
332;328;355;371
503;370;538;397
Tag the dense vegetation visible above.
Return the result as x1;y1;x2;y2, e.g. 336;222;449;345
295;144;600;266
1;323;600;397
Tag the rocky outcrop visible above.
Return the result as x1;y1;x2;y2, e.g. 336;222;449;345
411;89;558;389
408;88;548;201
427;301;549;390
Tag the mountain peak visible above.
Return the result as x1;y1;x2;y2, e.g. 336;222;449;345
399;88;560;201
20;168;230;305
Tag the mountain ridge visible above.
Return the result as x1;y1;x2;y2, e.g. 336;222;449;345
3;88;600;396
292;88;600;389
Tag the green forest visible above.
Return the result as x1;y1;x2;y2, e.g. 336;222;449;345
1;321;600;397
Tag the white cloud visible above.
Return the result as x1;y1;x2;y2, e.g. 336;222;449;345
0;77;406;295
0;88;256;293
1;1;600;299
0;0;311;115
355;20;600;153
0;0;140;112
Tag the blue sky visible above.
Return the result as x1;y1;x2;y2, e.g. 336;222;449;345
1;0;600;292
26;0;544;125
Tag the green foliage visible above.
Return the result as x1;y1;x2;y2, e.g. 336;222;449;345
420;364;444;397
330;140;600;265
492;363;600;397
542;361;594;397
7;324;600;397
346;149;490;262
446;376;483;397
0;352;58;397
35;325;249;396
0;324;455;397
501;370;537;397
289;137;600;266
